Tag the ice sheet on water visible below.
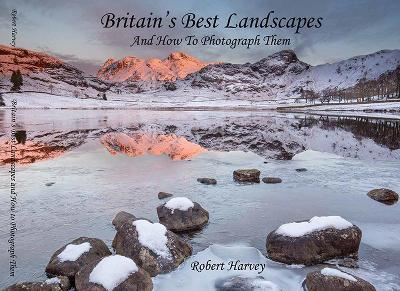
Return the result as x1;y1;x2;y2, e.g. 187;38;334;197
357;222;400;250
152;244;303;291
292;149;341;161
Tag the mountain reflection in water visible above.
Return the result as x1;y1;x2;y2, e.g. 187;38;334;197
302;115;400;150
100;132;206;160
0;110;399;165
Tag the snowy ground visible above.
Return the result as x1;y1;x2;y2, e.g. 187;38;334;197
3;92;400;117
1;92;278;110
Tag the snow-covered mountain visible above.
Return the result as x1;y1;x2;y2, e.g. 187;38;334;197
1;44;399;102
97;52;210;82
0;45;108;97
176;49;400;100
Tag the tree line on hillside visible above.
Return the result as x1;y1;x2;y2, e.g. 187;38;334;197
299;67;400;104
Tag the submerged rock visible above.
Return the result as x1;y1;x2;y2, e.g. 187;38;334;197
305;268;376;291
158;191;173;199
75;255;152;291
215;276;281;291
262;177;282;184
266;216;362;265
45;237;111;282
112;219;192;276
233;169;260;183
112;211;137;230
157;197;209;232
197;177;217;185
295;168;307;172
367;188;398;205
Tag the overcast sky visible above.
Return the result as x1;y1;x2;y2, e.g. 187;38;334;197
1;0;399;75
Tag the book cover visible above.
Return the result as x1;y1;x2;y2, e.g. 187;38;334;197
1;1;399;290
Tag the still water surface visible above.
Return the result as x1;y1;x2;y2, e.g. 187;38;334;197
0;109;399;290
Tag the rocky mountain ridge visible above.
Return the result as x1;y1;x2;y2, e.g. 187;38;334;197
97;51;210;82
178;49;400;100
1;44;399;102
0;45;108;98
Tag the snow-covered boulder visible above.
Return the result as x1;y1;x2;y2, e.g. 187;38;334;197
112;211;137;230
215;276;281;291
45;237;111;281
197;177;217;185
367;188;398;205
233;169;261;183
4;276;70;291
305;267;376;291
112;219;192;276
262;177;282;184
75;255;152;291
157;197;209;232
266;216;362;265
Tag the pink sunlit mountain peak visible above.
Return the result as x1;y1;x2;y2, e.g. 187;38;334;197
97;52;211;82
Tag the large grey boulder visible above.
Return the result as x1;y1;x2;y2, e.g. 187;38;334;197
157;197;209;232
305;268;376;291
367;188;398;205
112;211;137;230
75;255;152;291
112;219;192;276
266;217;362;265
233;169;260;183
45;237;111;282
4;276;70;291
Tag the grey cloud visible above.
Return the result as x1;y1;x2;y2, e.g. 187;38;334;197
38;47;102;75
2;0;400;69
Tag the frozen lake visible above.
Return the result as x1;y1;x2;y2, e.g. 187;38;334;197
0;109;399;290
